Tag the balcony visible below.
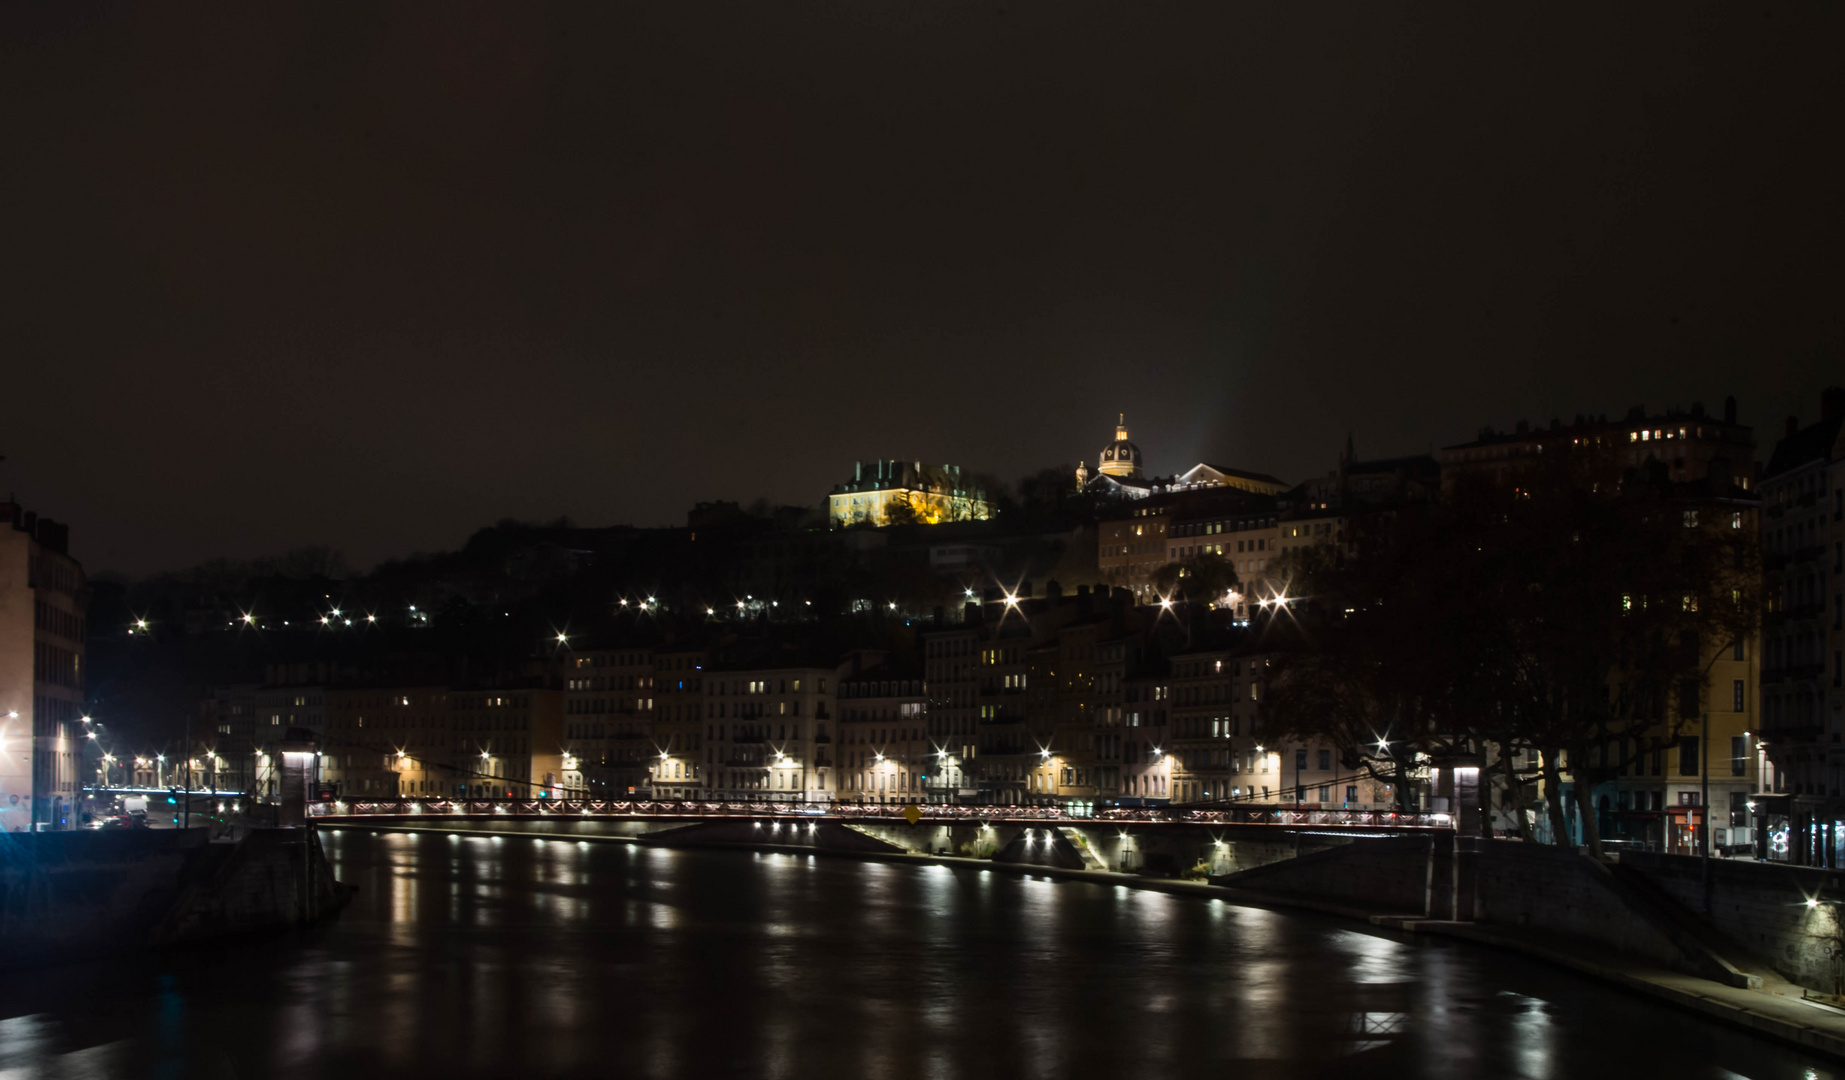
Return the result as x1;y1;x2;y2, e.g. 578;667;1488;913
1767;604;1825;625
1762;724;1823;745
1762;663;1826;685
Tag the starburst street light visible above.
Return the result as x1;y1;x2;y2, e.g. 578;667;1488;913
556;632;568;643
241;613;255;625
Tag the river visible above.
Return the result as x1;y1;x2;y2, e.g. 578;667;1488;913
0;829;1833;1078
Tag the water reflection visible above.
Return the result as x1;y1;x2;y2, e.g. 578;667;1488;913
0;831;1835;1079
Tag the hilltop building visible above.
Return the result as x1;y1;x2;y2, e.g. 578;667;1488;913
828;460;993;528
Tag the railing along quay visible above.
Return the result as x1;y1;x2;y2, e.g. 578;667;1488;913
309;798;1449;829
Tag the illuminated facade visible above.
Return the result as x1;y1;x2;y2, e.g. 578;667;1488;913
828;459;992;528
0;505;84;832
1172;462;1289;496
1097;415;1143;479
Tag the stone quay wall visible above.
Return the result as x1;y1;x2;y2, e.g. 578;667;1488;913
0;826;346;969
1622;851;1845;993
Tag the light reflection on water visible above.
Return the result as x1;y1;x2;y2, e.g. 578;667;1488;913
0;830;1835;1079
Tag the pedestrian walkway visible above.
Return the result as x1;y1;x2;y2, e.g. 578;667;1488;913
1374;916;1845;1060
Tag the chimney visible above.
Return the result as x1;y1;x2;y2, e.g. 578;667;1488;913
1724;396;1737;425
1823;387;1845;422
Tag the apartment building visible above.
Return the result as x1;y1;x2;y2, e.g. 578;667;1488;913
701;659;837;801
837;660;926;804
563;648;655;798
651;644;709;799
1759;388;1845;864
0;505;85;831
922;622;980;802
449;684;564;799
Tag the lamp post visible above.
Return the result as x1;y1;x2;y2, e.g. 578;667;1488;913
1702;709;1712;911
183;709;191;830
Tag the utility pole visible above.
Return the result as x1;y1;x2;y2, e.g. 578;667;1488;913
1702;709;1712;912
183;710;191;830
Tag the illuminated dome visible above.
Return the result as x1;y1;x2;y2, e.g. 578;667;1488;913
1097;414;1142;478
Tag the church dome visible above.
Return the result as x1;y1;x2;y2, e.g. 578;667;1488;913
1097;414;1142;478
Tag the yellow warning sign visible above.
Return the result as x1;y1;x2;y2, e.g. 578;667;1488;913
902;804;922;826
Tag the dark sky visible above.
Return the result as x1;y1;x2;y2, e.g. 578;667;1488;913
4;3;1840;576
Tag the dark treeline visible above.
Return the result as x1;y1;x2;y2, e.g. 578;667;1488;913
1262;457;1761;856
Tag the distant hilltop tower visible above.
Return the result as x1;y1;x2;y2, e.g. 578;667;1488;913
1097;413;1143;479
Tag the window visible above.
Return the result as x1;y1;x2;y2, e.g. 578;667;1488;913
1678;736;1699;777
1295;748;1307;770
1733;679;1745;713
1317;749;1331;771
1346;785;1358;804
1730;736;1746;777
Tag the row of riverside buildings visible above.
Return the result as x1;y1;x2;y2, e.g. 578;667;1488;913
185;592;1366;821
12;389;1845;864
172;392;1841;863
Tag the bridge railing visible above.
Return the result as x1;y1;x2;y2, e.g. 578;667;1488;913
1096;806;1450;829
308;797;1447;828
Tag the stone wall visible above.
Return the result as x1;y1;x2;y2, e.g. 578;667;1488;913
1470;841;1697;972
0;827;346;968
1211;834;1433;914
153;828;346;944
1623;851;1845;992
0;828;205;964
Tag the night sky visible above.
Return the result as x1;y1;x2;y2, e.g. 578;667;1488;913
3;3;1839;575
